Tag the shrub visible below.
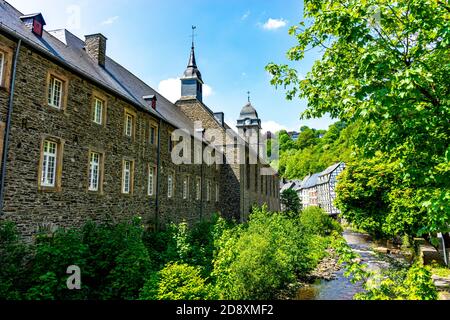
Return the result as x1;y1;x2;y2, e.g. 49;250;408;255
300;206;342;236
356;263;438;300
140;263;214;300
213;206;314;300
0;222;30;300
281;189;301;216
26;228;89;300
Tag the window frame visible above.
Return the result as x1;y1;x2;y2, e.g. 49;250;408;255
123;107;137;139
215;183;219;203
45;70;68;111
148;165;156;197
182;176;189;200
91;91;108;126
149;120;159;146
167;171;175;199
121;159;135;195
87;150;104;193
38;137;64;192
0;51;4;88
0;43;13;91
196;176;201;201
206;180;211;202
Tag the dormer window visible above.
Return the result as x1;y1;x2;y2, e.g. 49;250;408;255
20;13;46;38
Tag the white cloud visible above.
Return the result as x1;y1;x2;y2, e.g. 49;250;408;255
158;78;213;103
261;121;292;133
101;16;119;25
262;18;288;30
241;11;251;20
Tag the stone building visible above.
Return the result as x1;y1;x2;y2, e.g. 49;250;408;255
0;1;279;238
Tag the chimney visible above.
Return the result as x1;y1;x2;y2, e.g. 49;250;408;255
85;34;107;67
143;95;157;110
20;13;46;37
213;112;225;127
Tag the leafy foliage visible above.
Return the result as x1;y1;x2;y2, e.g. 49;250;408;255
300;206;343;237
273;121;356;180
355;263;438;300
139;263;215;300
212;206;331;300
0;222;30;300
281;188;301;215
267;0;450;238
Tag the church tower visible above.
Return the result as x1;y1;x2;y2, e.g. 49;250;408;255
237;95;262;155
181;27;204;102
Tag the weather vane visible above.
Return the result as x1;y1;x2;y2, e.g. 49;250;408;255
191;25;197;47
247;91;251;103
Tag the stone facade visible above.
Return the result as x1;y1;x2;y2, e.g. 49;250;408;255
0;3;279;239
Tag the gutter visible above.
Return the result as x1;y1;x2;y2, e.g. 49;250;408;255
155;118;162;230
0;38;21;215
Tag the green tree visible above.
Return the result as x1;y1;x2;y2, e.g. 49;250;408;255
281;188;301;215
267;0;450;237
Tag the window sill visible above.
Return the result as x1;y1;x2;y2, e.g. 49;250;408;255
38;186;61;193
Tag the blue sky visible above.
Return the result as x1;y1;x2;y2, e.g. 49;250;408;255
8;0;334;133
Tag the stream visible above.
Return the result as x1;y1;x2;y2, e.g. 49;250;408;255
297;231;400;300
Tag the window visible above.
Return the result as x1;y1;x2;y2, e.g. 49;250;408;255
148;166;155;196
216;183;219;203
150;125;157;145
48;76;63;109
89;152;100;191
168;173;174;199
0;52;4;87
206;180;211;202
122;160;134;194
41;140;57;187
93;98;104;125
125;113;134;137
182;176;189;200
196;177;201;201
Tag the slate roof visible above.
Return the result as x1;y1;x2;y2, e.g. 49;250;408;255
319;162;343;177
301;173;320;189
0;1;194;132
238;102;259;120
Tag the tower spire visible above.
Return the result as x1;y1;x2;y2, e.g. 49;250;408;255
247;91;251;103
181;26;203;102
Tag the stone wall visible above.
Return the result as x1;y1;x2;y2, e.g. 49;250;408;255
0;36;220;238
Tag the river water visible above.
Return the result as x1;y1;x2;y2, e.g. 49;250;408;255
297;231;396;300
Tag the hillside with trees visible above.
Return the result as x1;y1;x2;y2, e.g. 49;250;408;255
272;121;357;180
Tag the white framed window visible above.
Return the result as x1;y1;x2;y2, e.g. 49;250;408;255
182;177;189;200
48;76;63;109
168;173;174;198
0;51;4;87
93;98;104;125
206;180;211;202
89;152;100;191
216;183;219;203
196;177;201;201
125;113;134;137
122;160;132;194
41;140;57;187
148;166;155;196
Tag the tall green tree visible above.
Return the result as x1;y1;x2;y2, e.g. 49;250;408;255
267;0;450;237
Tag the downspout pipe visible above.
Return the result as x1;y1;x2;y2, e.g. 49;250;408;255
0;39;21;216
155;119;162;230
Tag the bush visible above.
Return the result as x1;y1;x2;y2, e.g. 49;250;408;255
300;206;343;236
24;218;153;300
213;206;314;300
281;189;301;216
140;263;215;300
0;222;30;300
